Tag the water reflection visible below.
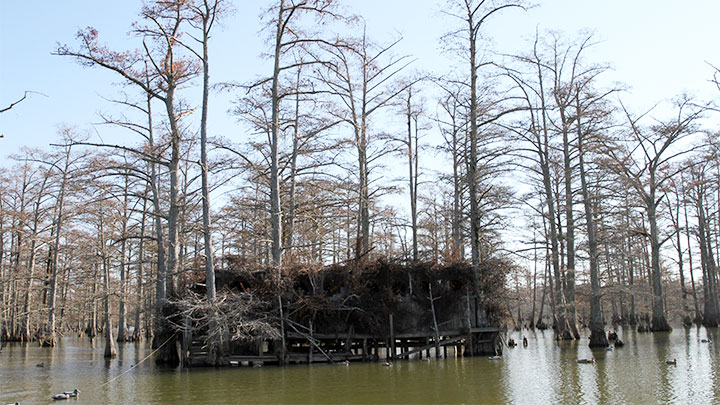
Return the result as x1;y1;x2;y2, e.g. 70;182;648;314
1;327;719;404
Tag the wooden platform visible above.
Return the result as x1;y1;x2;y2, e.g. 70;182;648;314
186;327;505;367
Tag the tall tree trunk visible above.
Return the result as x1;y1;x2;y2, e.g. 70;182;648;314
199;2;220;364
406;88;419;262
466;8;485;326
285;69;301;257
561;110;579;339
646;186;671;331
683;195;701;323
45;144;72;347
133;191;148;341
577;93;607;347
529;232;539;328
696;183;720;326
669;191;690;323
103;254;117;358
117;173;130;342
269;1;285;266
21;174;48;341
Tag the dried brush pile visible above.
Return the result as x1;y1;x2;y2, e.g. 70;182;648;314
157;257;511;364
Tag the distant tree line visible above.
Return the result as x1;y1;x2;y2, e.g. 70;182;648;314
1;0;719;359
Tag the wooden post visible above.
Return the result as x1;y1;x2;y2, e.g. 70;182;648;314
345;324;354;355
278;296;287;365
465;289;474;356
363;338;368;359
389;314;395;360
308;320;313;364
428;283;441;358
182;313;191;366
176;340;183;368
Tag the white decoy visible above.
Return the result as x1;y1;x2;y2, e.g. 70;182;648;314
577;358;595;364
52;389;80;400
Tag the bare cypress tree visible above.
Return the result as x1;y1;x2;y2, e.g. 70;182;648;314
603;97;706;332
504;42;572;338
42;136;77;347
576;90;608;348
315;28;413;260
688;160;720;326
57;1;200;360
442;0;524;326
251;0;344;266
435;80;467;261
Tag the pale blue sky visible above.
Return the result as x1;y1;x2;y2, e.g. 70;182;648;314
1;0;719;159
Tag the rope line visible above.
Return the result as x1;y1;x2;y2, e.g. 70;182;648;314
92;334;177;391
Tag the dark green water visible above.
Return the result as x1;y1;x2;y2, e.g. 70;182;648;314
1;326;719;404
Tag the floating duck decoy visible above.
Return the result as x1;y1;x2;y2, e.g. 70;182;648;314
35;363;44;368
488;356;502;360
52;389;79;400
604;346;613;351
336;360;350;366
701;339;711;343
422;358;431;362
253;363;263;368
577;358;595;364
614;339;625;347
522;337;528;347
665;359;677;365
608;330;618;340
381;361;393;367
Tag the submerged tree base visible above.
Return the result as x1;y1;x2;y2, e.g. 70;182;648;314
650;316;672;332
588;330;609;348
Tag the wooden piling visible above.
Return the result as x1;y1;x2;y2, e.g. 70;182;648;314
308;320;313;364
389;314;395;360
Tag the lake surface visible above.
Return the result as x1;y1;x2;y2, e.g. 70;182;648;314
1;326;718;404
